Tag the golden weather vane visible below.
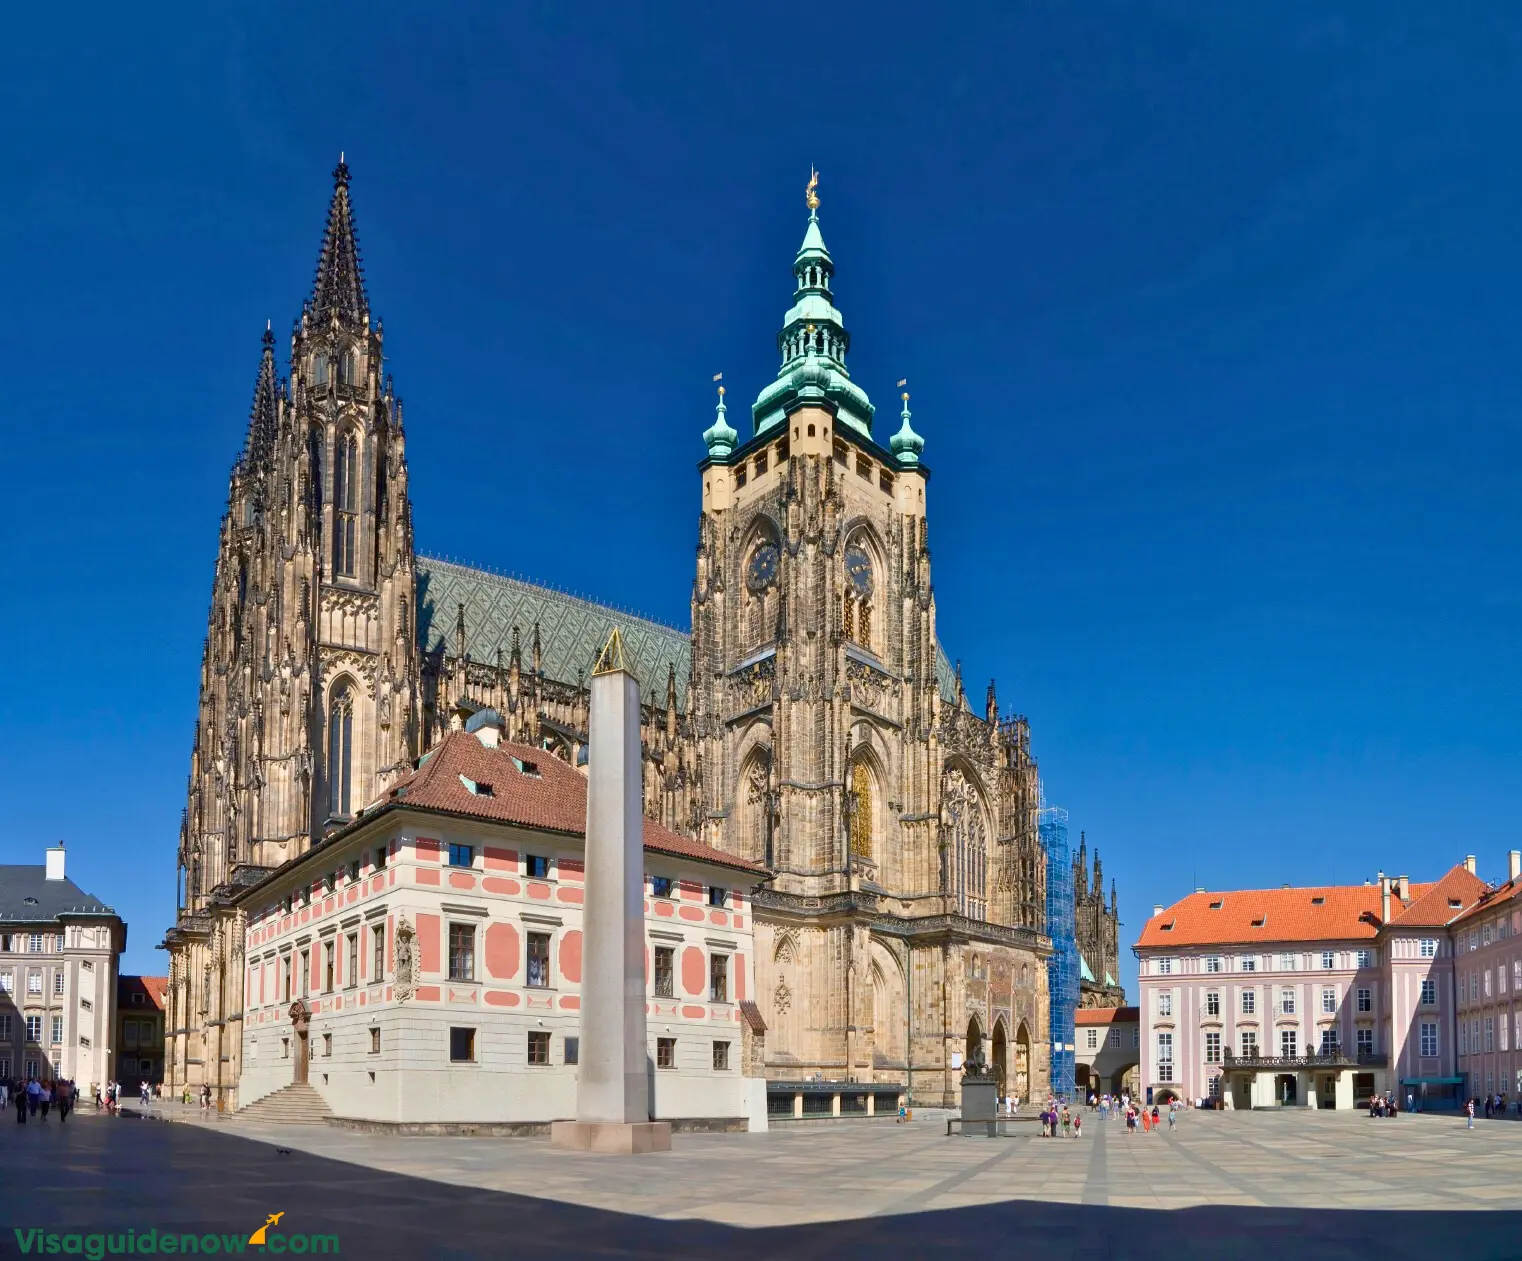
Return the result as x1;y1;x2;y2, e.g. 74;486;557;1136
806;166;820;212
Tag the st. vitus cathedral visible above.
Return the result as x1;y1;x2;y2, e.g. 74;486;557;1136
164;162;1123;1107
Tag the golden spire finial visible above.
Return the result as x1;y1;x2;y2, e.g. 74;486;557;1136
805;166;820;212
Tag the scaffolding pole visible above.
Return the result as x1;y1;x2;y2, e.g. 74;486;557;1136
1042;805;1078;1102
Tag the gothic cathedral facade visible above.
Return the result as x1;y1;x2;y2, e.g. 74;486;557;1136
163;164;1122;1108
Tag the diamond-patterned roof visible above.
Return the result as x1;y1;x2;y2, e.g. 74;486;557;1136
416;557;960;710
416;558;691;704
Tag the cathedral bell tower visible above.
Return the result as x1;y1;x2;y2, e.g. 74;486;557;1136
689;169;939;905
165;159;420;1109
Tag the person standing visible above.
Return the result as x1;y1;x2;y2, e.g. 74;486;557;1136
13;1084;25;1125
38;1083;51;1122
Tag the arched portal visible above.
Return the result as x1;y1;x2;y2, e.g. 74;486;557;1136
991;1021;1008;1098
1014;1021;1033;1102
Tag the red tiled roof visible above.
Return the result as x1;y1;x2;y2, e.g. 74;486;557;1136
1136;882;1430;949
1076;1006;1137;1025
1389;865;1488;928
372;730;764;876
1135;864;1491;950
1445;872;1519;928
119;975;167;1011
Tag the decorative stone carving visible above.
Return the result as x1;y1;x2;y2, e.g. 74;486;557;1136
394;914;416;1002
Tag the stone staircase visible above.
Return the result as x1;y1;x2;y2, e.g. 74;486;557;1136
236;1082;333;1125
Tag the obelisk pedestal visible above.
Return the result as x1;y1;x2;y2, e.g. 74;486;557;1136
551;631;672;1155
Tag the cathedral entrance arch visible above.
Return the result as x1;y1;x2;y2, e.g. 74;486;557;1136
1014;1021;1032;1101
991;1020;1008;1098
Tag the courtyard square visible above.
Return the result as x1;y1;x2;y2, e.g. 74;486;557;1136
3;1107;1519;1259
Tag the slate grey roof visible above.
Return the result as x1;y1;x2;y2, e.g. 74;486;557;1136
416;557;961;710
0;868;116;922
417;558;692;704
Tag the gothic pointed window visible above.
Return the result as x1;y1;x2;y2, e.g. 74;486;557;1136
333;431;359;578
328;682;354;818
942;767;988;921
313;352;329;386
844;542;874;650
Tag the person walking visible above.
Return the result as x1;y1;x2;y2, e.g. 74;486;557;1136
13;1083;25;1125
58;1080;71;1124
1073;1112;1082;1139
26;1079;40;1118
38;1083;51;1122
1467;1098;1476;1129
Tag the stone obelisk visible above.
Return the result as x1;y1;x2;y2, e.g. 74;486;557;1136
551;629;672;1154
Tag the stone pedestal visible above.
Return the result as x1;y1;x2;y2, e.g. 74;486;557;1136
551;632;672;1156
548;1120;672;1154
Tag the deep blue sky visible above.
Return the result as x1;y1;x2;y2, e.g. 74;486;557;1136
2;4;1518;991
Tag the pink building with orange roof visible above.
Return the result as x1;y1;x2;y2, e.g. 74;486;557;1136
233;710;769;1129
1135;859;1489;1111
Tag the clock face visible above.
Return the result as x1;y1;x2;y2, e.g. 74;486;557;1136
747;542;780;591
845;545;873;599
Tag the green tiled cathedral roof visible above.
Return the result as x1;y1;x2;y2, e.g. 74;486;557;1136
417;556;961;709
416;558;692;705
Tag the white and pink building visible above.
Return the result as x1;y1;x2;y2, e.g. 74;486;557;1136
1135;860;1488;1111
1450;853;1522;1104
235;712;769;1130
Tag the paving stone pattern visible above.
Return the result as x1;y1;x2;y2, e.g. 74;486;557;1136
6;1107;1522;1260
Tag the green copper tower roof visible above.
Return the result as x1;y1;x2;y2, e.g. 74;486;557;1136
752;173;875;439
889;391;924;466
702;384;738;459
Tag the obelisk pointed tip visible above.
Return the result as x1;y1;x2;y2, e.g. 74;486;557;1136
593;626;629;677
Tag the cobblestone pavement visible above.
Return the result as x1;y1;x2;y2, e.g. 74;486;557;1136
5;1106;1521;1259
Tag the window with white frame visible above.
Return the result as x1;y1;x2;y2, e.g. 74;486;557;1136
1503;1019;1511;1053
1320;1028;1339;1055
1132;1028;1139;1049
1419;938;1437;959
52;971;62;996
1473;1019;1482;1053
1205;956;1222;973
1483;923;1493;946
1355;950;1372;968
1279;988;1296;1015
1157;958;1174;975
1205;991;1220;1017
1420;1022;1438;1058
1241;989;1255;1015
1086;1028;1098;1050
1357;987;1371;1012
1157;992;1173;1018
1240;956;1256;972
1279;953;1298;971
1501;965;1508;995
1280;1029;1298;1057
1204;1031;1222;1063
26;972;40;995
1461;1021;1470;1056
1321;987;1336;1014
1485;970;1493;999
1421;978;1436;1005
1240;1030;1258;1056
1471;973;1480;1002
1485;1017;1495;1052
1157;1031;1174;1079
1321;950;1334;970
1109;1028;1121;1049
1471;930;1479;951
1356;1027;1374;1055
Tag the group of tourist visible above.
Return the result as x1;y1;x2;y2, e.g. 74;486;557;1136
1037;1101;1082;1137
7;1078;75;1123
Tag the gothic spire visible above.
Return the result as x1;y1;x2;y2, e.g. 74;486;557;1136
308;155;368;327
240;322;279;469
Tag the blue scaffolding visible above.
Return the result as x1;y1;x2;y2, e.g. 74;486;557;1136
1042;805;1078;1102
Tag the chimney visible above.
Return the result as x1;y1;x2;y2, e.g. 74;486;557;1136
1379;875;1391;925
1152;904;1164;919
1465;854;1477;876
465;707;505;749
1509;851;1520;883
44;843;65;882
1397;875;1409;902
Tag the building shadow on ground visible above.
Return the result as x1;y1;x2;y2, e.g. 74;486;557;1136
1;1120;1517;1261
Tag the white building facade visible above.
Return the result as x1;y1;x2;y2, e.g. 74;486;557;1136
235;720;768;1129
0;844;125;1090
